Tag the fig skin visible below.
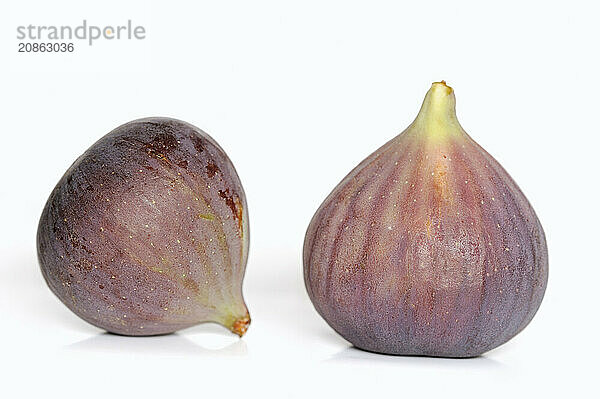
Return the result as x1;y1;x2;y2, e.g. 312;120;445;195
37;117;250;336
304;82;548;357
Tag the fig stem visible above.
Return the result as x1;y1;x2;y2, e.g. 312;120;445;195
413;80;462;139
230;314;251;337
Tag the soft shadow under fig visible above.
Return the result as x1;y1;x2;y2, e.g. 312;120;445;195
327;346;507;369
65;323;247;356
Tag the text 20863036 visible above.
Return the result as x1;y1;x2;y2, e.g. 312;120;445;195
18;42;74;53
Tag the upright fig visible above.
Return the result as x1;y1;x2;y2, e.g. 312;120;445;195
304;82;548;357
38;118;250;336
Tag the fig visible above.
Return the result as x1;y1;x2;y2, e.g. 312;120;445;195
37;117;250;336
303;82;547;357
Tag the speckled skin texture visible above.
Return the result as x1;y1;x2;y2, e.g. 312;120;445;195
304;83;548;357
37;117;250;336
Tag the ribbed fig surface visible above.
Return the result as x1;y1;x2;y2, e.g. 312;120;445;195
38;117;250;336
304;82;547;357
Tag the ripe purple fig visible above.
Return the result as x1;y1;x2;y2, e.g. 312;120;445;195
304;82;548;357
37;118;250;336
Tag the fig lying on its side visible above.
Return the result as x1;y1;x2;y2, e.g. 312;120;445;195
37;118;250;336
304;82;548;357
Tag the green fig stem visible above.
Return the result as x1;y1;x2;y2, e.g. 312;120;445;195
413;80;462;140
215;308;251;337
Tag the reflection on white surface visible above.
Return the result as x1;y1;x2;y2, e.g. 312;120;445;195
65;324;248;356
328;346;508;369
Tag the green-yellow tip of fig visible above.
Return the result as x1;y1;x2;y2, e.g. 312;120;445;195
215;307;251;337
412;80;463;141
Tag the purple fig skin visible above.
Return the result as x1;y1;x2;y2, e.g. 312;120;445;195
37;117;250;336
303;82;548;357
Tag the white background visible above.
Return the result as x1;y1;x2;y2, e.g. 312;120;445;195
1;1;598;397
